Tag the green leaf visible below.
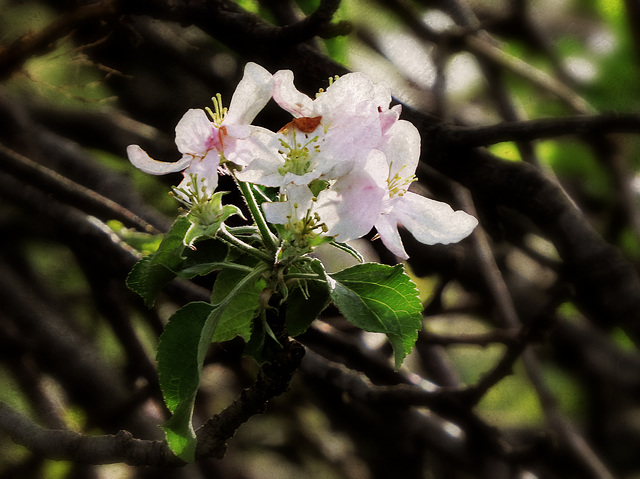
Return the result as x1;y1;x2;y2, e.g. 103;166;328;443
156;301;219;462
107;220;163;255
126;216;191;307
210;266;266;342
126;217;229;306
328;263;423;369
157;265;269;460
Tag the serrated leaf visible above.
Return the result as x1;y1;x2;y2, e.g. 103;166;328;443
329;263;423;369
157;265;269;461
126;216;191;307
126;217;229;306
210;266;266;342
156;301;218;462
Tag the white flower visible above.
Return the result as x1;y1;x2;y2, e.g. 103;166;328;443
373;120;478;259
256;68;477;257
127;62;274;200
234;124;330;187
236;69;388;187
313;149;387;242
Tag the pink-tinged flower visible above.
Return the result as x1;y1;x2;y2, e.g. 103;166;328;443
236;70;390;187
313;149;388;242
127;62;274;200
234;124;331;187
261;150;387;246
373;120;478;259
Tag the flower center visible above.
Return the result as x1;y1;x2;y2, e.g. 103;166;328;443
277;131;321;177
282;201;328;252
205;93;227;128
387;163;416;198
171;173;209;207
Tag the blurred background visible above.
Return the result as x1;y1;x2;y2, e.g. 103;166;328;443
2;0;640;478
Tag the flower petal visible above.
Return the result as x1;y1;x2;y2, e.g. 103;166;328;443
374;213;409;260
175;109;215;155
225;62;274;126
262;184;313;224
379;104;402;135
126;145;191;175
272;70;314;117
316;72;376;120
319;167;386;242
379;120;421;179
395;192;478;245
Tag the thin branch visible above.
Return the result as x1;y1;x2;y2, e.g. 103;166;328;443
0;402;180;466
0;143;160;234
269;0;351;42
447;113;640;147
0;338;305;466
454;186;617;479
0;0;118;80
195;337;305;459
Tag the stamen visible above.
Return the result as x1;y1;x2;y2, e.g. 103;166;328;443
387;163;417;198
206;93;228;127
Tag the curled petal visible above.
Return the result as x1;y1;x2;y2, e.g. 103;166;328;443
225;62;274;126
272;70;314;117
374;213;409;260
126;145;191;175
395;192;478;245
175;109;215;155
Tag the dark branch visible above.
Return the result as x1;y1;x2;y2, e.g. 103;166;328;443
447;113;640;147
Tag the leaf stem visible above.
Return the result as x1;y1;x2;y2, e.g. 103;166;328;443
283;272;326;282
237;181;279;252
217;224;274;264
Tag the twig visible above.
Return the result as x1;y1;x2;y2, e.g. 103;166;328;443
454;186;617;479
0;402;180;466
195;337;305;459
0;0;118;80
0;143;160;234
447;113;640;147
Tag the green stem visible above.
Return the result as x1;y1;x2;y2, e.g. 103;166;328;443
283;272;326;282
237;181;279;252
226;225;260;236
217;225;273;264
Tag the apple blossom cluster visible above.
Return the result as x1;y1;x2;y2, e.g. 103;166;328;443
127;62;477;259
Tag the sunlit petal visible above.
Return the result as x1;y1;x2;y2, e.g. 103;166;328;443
175;109;215;155
395;192;478;245
126;145;191;175
225;62;274;126
272;70;314;117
